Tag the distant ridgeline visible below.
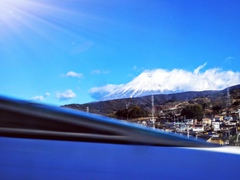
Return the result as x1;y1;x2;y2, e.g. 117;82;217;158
62;84;240;116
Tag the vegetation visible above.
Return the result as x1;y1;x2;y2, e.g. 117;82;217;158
115;106;148;119
62;84;240;119
233;100;240;106
212;105;223;112
181;104;204;121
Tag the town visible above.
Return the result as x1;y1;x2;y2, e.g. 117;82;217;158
63;85;240;146
129;94;240;146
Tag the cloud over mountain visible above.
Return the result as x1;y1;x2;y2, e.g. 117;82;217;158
89;64;240;101
89;84;123;100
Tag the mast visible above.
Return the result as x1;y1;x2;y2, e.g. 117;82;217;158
151;94;155;128
227;85;231;109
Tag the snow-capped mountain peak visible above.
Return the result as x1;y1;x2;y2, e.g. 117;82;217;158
90;66;240;101
101;69;182;101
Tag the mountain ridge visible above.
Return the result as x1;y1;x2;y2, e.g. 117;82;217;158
63;84;240;116
100;69;183;101
98;69;237;101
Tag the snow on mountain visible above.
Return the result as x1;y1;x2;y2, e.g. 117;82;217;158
100;69;184;101
90;65;240;101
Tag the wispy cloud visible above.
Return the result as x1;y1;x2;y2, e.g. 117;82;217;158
32;92;51;101
225;56;235;63
70;41;93;54
133;65;144;72
91;70;110;74
56;89;76;101
63;71;83;78
194;62;207;75
45;92;51;97
89;84;123;100
89;63;240;100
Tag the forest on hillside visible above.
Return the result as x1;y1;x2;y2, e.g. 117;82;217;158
62;84;240;120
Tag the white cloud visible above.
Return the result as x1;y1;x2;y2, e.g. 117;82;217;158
32;92;51;101
91;70;101;74
89;64;240;100
44;92;51;97
89;84;122;93
194;62;207;75
89;84;123;99
56;89;76;101
91;70;110;74
32;95;45;101
65;71;83;78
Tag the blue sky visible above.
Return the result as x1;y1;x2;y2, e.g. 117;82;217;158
0;0;240;105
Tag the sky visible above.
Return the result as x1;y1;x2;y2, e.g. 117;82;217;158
0;0;240;106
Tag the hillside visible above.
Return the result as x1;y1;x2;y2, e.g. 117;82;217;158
62;84;240;116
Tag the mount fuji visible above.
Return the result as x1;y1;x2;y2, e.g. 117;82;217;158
90;66;240;102
99;69;185;101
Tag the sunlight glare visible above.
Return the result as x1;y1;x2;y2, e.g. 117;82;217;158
0;0;95;53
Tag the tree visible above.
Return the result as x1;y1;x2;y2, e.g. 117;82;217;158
233;100;240;106
115;106;148;119
129;106;148;118
181;105;204;121
115;109;128;119
212;105;222;112
201;102;209;111
166;112;174;121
